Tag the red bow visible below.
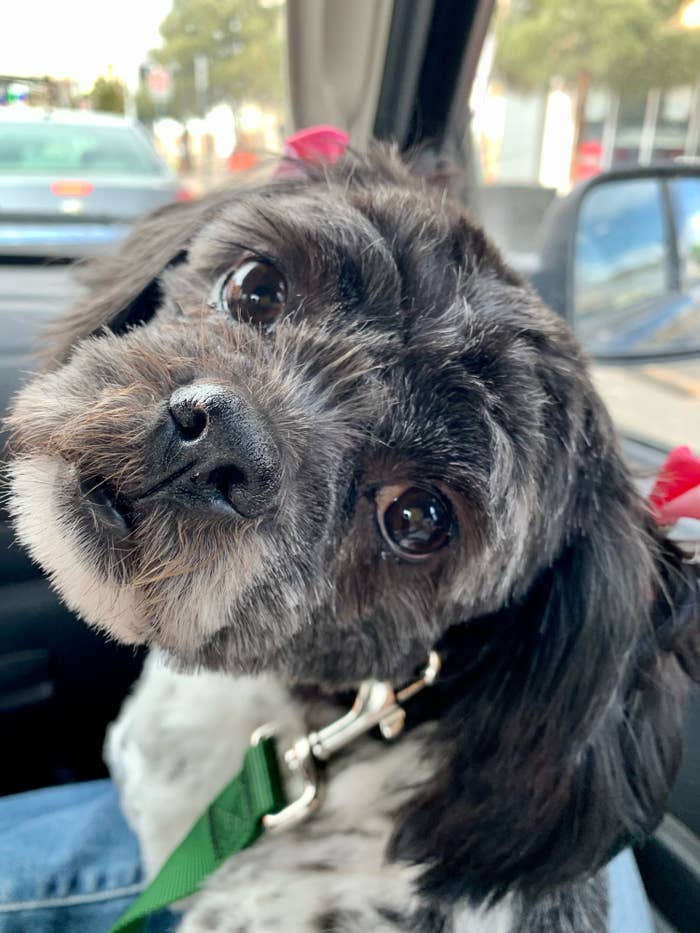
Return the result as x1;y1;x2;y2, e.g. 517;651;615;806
649;446;700;525
275;125;349;177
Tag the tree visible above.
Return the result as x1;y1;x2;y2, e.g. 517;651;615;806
151;0;285;118
90;75;126;114
494;0;700;177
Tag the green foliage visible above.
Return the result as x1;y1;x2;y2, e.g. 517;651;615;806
495;0;700;92
152;0;285;118
90;75;126;114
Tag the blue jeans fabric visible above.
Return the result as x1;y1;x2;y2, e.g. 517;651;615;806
0;779;655;933
0;780;174;933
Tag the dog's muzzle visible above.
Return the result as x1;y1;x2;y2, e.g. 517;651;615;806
134;382;282;520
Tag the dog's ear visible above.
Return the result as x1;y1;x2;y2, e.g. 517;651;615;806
393;450;700;905
46;194;224;364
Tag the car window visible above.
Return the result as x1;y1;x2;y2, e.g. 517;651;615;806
469;0;700;453
0;123;168;176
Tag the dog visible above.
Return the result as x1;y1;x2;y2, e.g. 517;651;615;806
6;147;700;932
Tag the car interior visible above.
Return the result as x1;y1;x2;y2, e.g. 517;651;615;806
0;1;698;930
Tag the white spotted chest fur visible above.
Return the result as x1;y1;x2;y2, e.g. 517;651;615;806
106;655;514;932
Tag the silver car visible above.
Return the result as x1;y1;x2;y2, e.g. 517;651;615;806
0;107;186;257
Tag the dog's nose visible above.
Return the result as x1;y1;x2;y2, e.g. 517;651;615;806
163;384;282;518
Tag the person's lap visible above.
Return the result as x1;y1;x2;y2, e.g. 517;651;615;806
0;780;173;933
0;780;655;933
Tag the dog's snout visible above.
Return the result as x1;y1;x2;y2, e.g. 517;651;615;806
161;384;282;519
169;393;210;442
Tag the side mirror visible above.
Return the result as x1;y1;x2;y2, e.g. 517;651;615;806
534;166;700;361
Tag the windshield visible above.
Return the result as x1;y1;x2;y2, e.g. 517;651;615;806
0;122;168;176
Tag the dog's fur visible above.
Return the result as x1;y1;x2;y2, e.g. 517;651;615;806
6;148;700;931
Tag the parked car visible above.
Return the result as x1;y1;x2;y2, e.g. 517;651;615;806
0;107;189;257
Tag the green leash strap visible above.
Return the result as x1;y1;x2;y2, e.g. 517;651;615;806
107;736;287;933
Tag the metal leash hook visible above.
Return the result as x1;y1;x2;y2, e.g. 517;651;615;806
252;651;441;831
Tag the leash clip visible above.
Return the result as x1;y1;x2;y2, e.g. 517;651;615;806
251;651;441;832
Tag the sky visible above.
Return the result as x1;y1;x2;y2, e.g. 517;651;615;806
1;0;173;90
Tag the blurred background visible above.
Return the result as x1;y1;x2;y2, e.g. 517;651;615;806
0;0;288;197
4;0;700;196
474;0;700;191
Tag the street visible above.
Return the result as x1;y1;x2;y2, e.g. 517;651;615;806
592;359;700;454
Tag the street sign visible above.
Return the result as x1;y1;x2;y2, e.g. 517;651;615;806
146;67;172;104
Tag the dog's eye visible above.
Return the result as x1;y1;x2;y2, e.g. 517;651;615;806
221;260;287;325
376;484;452;559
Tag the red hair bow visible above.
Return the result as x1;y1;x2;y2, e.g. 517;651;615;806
649;446;700;525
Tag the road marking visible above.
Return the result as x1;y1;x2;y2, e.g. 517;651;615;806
643;365;700;399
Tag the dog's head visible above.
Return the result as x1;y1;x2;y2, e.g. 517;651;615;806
6;147;699;900
6;148;584;678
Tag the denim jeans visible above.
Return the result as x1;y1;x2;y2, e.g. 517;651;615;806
0;779;655;933
0;780;174;933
